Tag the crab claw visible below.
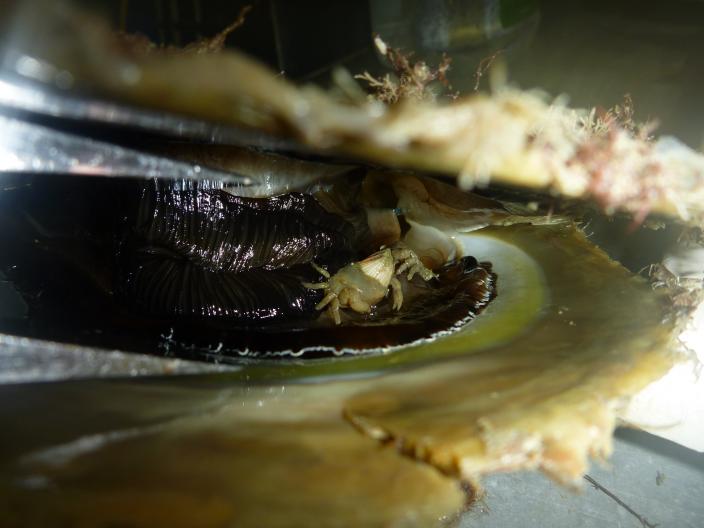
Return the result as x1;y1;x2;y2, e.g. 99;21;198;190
392;246;437;282
356;249;395;286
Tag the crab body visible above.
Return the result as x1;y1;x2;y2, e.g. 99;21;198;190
305;245;436;324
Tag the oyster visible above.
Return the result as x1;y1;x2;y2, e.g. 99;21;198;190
0;2;693;527
0;166;680;527
0;219;677;528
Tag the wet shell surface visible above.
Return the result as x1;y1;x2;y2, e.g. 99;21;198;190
0;4;687;527
0;172;501;359
0;219;676;528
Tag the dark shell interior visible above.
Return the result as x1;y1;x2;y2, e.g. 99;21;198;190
0;174;496;361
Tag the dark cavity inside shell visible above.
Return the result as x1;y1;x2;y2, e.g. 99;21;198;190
158;257;496;360
0;174;497;361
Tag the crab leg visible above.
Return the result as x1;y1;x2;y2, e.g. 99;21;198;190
395;259;416;280
326;296;341;324
302;282;328;289
393;248;436;281
316;292;337;310
310;261;330;278
390;277;403;310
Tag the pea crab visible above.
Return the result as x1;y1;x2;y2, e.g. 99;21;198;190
303;244;437;324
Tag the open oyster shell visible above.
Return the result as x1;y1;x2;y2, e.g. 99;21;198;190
0;2;696;527
0;220;679;526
